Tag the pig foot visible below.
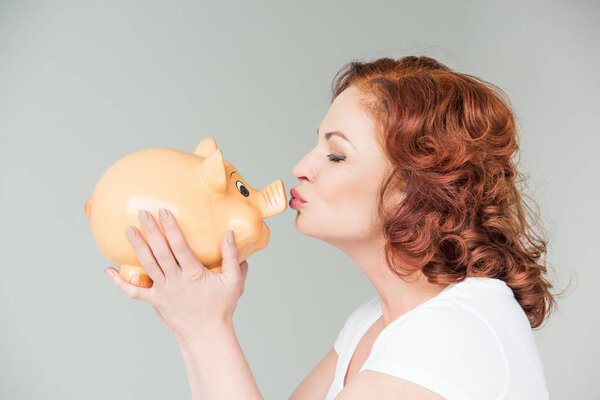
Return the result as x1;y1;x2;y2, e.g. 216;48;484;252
118;264;153;288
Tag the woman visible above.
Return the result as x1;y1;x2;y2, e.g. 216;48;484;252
105;56;555;399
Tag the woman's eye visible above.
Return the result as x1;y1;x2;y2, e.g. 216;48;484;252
327;153;346;163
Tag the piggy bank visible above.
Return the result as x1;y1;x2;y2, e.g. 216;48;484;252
84;137;287;288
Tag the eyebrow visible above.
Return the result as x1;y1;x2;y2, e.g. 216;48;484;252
317;128;355;149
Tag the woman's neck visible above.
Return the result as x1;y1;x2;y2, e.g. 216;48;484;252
340;235;449;327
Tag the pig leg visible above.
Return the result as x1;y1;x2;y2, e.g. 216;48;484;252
118;264;153;288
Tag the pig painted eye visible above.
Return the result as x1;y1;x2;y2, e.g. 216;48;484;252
236;180;250;197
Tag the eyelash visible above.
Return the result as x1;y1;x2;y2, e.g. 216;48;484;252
327;153;346;163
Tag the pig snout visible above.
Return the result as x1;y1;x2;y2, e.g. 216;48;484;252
259;179;287;218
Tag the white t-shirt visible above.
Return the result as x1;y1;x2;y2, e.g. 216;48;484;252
325;277;549;400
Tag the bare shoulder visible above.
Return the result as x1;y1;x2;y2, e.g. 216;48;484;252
334;370;445;400
289;348;338;400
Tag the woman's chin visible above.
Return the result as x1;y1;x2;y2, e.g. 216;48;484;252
293;212;313;234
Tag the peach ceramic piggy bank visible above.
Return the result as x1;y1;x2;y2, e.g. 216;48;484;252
84;137;287;288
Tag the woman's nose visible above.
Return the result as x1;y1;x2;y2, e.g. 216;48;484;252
292;162;304;181
292;157;311;183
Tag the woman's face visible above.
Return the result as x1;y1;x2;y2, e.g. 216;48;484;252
291;85;396;245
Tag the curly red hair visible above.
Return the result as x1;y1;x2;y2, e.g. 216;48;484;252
331;56;562;329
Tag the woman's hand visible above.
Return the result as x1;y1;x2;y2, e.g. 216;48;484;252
104;208;249;345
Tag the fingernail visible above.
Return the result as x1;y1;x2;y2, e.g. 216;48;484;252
227;230;234;244
139;209;150;222
159;208;169;220
126;226;136;239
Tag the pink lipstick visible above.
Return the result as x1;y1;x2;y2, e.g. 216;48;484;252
290;188;308;209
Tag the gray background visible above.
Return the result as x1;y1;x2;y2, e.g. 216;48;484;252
1;0;596;398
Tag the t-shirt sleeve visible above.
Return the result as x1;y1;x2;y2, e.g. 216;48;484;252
362;302;509;400
333;296;378;355
332;322;345;355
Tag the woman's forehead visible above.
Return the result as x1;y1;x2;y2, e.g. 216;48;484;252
322;87;375;144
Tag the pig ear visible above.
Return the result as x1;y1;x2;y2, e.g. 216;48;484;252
196;149;227;195
194;137;218;157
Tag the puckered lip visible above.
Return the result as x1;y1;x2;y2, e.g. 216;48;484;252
290;187;307;202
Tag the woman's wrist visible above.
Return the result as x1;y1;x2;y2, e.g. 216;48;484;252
178;316;235;348
177;317;263;400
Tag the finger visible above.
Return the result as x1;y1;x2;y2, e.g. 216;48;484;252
105;267;153;303
220;230;241;279
138;209;181;279
239;260;248;296
240;260;249;284
158;208;208;275
125;225;166;287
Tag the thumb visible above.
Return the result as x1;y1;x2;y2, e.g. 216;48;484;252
220;230;240;278
240;260;248;283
